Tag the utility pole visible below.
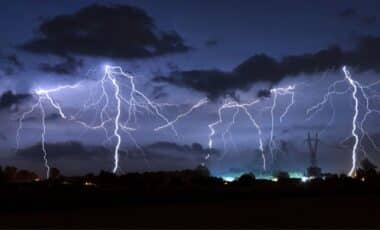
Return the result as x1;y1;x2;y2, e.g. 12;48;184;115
307;132;322;178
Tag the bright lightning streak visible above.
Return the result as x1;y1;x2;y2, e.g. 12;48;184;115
342;66;359;176
16;99;40;150
39;100;50;178
154;98;208;132
207;99;266;170
307;66;380;176
17;65;207;176
221;108;239;158
269;85;296;160
102;65;181;173
306;79;348;118
17;62;380;178
109;72;122;173
17;95;53;179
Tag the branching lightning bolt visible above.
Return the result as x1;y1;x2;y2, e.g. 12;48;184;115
207;99;266;170
15;62;380;179
342;66;359;176
154;98;208;132
269;85;296;161
16;84;81;178
16;65;207;177
307;66;380;176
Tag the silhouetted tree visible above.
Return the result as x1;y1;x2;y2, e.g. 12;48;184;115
274;171;289;180
16;169;38;182
50;167;61;180
192;143;203;152
0;166;4;183
324;173;339;181
236;172;256;186
360;158;377;172
85;173;95;181
98;170;117;184
194;165;210;177
4;166;17;182
356;158;378;180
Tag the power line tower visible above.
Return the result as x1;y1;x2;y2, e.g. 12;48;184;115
307;132;318;167
306;132;322;178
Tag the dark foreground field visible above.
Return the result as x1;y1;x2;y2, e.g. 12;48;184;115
0;178;380;228
1;196;379;228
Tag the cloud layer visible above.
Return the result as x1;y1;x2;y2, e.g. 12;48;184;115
20;4;190;59
38;56;83;75
0;91;31;110
155;36;380;99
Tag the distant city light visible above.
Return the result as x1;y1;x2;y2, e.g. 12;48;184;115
84;181;96;186
222;176;235;182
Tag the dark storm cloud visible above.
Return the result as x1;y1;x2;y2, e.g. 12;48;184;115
155;35;380;99
338;8;376;26
205;39;218;47
257;89;271;98
1;67;15;76
5;54;23;69
20;4;190;59
166;62;179;71
362;16;377;25
22;113;62;122
0;133;6;141
146;141;219;157
39;56;83;75
15;141;219;163
140;141;220;161
338;8;357;18
154;69;234;99
0;54;23;75
45;113;62;121
16;141;109;161
0;91;31;110
151;86;168;99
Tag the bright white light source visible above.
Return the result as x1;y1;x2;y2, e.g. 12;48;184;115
104;64;110;72
222;176;235;182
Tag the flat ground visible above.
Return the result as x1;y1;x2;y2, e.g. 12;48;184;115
0;194;379;228
1;177;380;228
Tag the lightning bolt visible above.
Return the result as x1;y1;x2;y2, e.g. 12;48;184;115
154;97;208;132
342;66;359;176
207;99;266;170
307;66;380;176
109;70;122;173
39;100;50;178
103;65;207;172
16;63;380;178
221;108;239;158
17;65;207;176
16;83;81;178
269;85;296;161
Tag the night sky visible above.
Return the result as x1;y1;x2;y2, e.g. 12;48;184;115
1;0;380;177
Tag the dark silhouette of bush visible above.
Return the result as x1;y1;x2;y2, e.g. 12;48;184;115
192;143;203;152
194;165;210;177
16;169;38;182
0;166;4;184
361;158;377;172
236;173;256;186
49;167;61;180
98;170;117;184
4;166;17;182
274;171;289;180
